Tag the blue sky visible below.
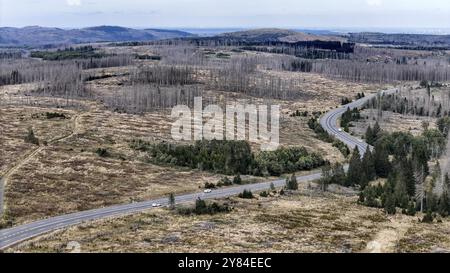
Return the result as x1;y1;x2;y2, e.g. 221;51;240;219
1;0;449;30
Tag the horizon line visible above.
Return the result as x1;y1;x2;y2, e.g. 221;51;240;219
2;25;450;35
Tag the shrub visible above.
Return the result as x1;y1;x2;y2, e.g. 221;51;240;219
270;182;276;191
45;112;67;119
259;191;269;197
285;174;298;191
255;147;325;176
204;182;216;189
340;107;361;129
233;175;242;185
308;118;334;143
404;201;416;216
341;97;352;105
24;127;39;145
362;186;381;208
216;52;231;59
332;140;350;158
422;210;434;223
218;177;233;187
95;148;109;157
177;198;231;215
129;139;153;152
238;190;254;199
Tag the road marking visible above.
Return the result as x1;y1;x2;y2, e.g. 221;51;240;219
0;89;398;250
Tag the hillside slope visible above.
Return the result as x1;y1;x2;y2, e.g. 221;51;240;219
219;28;346;43
0;26;196;46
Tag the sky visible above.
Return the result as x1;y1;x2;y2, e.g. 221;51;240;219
1;0;450;31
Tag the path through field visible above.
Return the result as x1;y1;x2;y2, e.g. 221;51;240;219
364;217;411;253
0;112;84;217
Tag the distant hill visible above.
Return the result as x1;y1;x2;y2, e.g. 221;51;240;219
177;28;354;54
218;28;346;43
0;26;196;47
347;32;450;48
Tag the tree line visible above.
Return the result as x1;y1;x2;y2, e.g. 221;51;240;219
364;86;450;118
130;139;326;176
323;123;449;220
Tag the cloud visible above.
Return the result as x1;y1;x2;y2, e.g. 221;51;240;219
366;0;382;7
66;0;82;6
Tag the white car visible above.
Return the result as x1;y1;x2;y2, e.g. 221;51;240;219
152;203;162;208
204;189;212;194
338;128;343;132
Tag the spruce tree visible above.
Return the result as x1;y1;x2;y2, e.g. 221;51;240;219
358;191;365;204
359;172;369;191
286;174;298;191
374;144;391;178
382;174;396;207
384;193;397;215
426;192;438;212
394;179;409;209
319;164;332;191
24;127;39;145
406;201;416;216
363;186;379;208
438;192;450;217
372;122;381;140
330;163;346;186
365;125;374;145
401;160;416;197
168;193;176;209
346;147;362;187
362;149;376;182
444;173;450;192
412;138;430;176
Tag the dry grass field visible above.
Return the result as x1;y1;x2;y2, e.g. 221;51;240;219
350;85;448;138
0;106;75;177
352;110;437;138
10;182;450;253
1;42;450;255
0;51;387;227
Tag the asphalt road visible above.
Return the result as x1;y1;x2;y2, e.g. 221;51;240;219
0;88;398;250
320;88;398;156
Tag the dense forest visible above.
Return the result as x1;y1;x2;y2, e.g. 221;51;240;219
323;122;449;220
30;46;108;61
130;139;326;176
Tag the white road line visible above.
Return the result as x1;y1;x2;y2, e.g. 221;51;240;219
0;88;397;250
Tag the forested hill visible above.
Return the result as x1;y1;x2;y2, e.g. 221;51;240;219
161;29;355;54
218;28;346;43
347;32;450;49
0;26;196;47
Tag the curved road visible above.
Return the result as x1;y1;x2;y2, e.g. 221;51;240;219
320;88;397;156
0;88;398;250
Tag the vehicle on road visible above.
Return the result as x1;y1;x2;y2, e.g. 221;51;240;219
152;203;162;208
204;189;212;194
